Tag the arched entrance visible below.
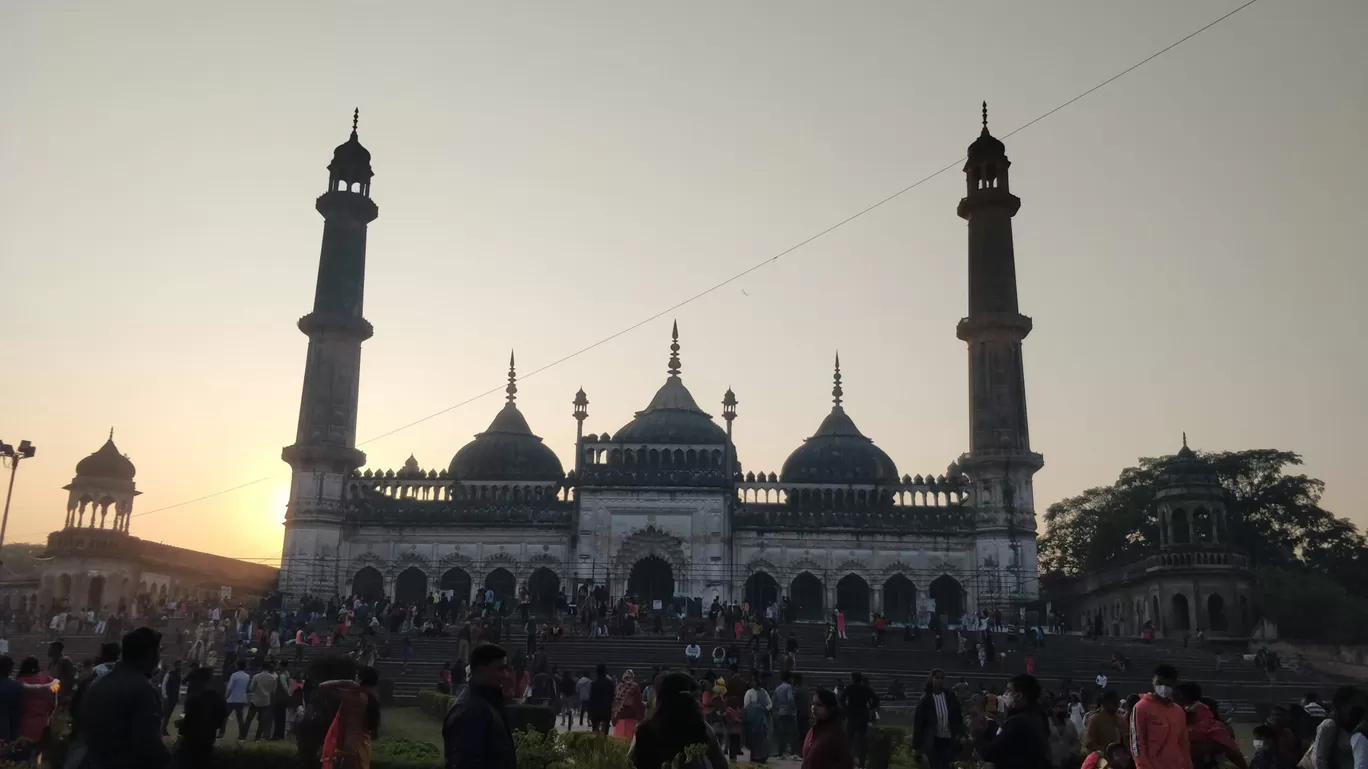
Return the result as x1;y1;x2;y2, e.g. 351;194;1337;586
440;568;472;603
352;567;384;601
744;572;779;609
790;572;824;621
1151;595;1160;626
57;574;72;603
395;567;428;606
883;574;916;623
837;573;871;623
628;556;675;607
528;568;561;616
1207;593;1227;632
87;575;106;610
1171;593;1191;631
485;568;516;606
928;574;965;624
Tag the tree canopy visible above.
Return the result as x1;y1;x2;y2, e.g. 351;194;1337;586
1039;448;1368;599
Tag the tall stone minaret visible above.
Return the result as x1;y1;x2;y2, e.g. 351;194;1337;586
279;110;377;599
956;103;1044;606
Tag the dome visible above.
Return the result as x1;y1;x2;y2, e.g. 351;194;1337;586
75;432;136;481
967;102;1005;161
611;323;727;445
448;353;563;483
779;356;900;485
329;109;373;183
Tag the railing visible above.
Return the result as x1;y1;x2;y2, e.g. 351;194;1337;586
733;503;975;533
346;496;575;526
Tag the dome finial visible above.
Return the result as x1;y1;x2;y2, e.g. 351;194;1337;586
351;107;359;138
982;101;989;133
108;426;114;441
505;350;518;403
832;352;844;409
668;320;681;377
1182;431;1188;449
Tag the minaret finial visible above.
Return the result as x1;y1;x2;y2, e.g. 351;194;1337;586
832;352;843;409
352;108;359;137
505;350;518;403
981;101;989;133
1182;431;1188;449
668;321;681;377
108;427;114;441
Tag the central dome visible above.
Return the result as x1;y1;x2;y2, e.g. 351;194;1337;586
779;356;899;485
612;323;728;445
448;354;564;483
75;431;136;481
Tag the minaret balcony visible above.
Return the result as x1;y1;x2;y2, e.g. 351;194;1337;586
314;191;379;222
298;312;374;340
956;312;1033;342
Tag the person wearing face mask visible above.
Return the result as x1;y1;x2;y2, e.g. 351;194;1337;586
1248;724;1277;769
1049;698;1083;768
975;674;1050;769
1174;682;1246;769
74;627;172;769
1128;665;1190;769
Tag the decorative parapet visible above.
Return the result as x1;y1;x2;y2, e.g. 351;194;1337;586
345;494;574;527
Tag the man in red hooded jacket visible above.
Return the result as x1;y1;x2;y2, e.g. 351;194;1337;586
1129;665;1191;769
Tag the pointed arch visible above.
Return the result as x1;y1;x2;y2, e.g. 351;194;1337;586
790;572;825;621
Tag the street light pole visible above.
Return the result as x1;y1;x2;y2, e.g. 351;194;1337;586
0;439;38;566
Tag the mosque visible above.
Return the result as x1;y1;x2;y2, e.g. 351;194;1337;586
277;105;1046;625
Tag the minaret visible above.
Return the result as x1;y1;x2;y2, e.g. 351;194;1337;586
279;110;378;600
956;103;1044;605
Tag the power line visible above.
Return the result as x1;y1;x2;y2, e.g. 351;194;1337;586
41;0;1262;529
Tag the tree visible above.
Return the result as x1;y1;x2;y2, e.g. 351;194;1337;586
0;542;50;577
1039;449;1368;598
1255;566;1368;644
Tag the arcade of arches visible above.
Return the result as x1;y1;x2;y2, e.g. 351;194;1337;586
1068;580;1253;640
748;570;962;625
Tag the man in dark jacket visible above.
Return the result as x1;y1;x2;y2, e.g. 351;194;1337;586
443;643;516;769
976;673;1050;769
75;627;171;769
160;659;182;736
588;663;616;734
0;656;23;742
840;671;881;769
913;668;964;769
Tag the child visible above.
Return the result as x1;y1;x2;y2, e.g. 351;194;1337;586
1248;724;1277;769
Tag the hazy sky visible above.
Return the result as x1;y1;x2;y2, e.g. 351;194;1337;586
3;1;1365;565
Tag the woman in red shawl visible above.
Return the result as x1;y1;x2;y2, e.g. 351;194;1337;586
613;669;644;740
16;656;59;743
803;688;855;769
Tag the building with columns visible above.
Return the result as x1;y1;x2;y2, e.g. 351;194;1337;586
278;106;1046;624
0;432;278;618
1051;437;1256;639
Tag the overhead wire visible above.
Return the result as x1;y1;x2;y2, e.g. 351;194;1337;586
15;0;1261;535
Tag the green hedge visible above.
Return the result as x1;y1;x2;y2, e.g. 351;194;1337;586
415;690;554;735
868;724;911;769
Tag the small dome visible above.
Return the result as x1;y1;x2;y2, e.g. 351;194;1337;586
75;433;136;481
780;355;898;485
329;110;373;183
612;322;727;445
450;404;564;482
396;454;423;478
968;101;1005;161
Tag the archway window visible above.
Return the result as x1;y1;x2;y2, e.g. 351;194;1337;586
440;567;471;604
627;556;675;606
928;574;965;624
352;567;384;601
1207;593;1228;632
87;575;106;610
395;567;428;605
790;572;824;621
485;568;516;606
528;567;561;616
744;571;779;609
883;574;917;624
1171;593;1191;631
836;573;871;623
1170;508;1191;545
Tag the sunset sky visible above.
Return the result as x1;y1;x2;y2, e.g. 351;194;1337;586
2;1;1365;565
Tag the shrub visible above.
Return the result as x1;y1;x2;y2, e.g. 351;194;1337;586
212;741;438;769
868;724;911;769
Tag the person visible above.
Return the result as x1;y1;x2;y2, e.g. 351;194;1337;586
75;627;173;769
975;674;1051;769
840;672;879;769
913;669;963;769
558;670;577;730
629;671;729;769
1082;742;1133;769
744;672;773;763
45;641;74;706
272;662;293;740
1084;690;1128;755
685;642;702;664
613;669;644;740
825;623;837;660
1249;724;1278;769
0;656;22;743
223;659;251;739
67;642;119;741
442;643;516;769
803;688;855;769
296;656;381;769
16;656;58;744
244;660;276;741
707;690;734;760
1174;681;1245;769
588;663;615;734
161;659;183;736
172;665;228;769
774;671;800;760
1309;686;1362;769
575;669;593;726
1129;664;1191;769
1049;697;1082;768
1264;705;1302;769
